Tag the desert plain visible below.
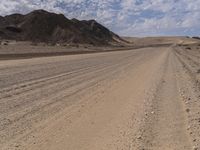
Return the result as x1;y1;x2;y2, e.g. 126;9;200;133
0;37;200;150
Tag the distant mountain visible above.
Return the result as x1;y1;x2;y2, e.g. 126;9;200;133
192;36;200;40
0;10;127;45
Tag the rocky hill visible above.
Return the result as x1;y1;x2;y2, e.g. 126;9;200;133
0;10;126;45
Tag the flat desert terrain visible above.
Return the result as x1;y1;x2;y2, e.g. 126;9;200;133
0;37;200;150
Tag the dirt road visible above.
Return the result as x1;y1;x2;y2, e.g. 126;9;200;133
0;46;200;150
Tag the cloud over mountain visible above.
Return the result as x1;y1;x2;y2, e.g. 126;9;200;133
1;0;200;36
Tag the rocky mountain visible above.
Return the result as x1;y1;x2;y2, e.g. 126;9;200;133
0;10;126;45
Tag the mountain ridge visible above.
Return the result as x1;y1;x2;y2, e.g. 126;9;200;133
0;9;126;45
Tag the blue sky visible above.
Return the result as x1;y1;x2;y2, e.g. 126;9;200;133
0;0;200;36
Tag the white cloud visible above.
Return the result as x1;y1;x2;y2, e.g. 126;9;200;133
0;0;200;36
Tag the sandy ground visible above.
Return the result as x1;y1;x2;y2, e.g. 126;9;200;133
0;41;200;150
124;36;200;48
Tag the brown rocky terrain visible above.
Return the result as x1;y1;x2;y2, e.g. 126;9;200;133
0;10;126;45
